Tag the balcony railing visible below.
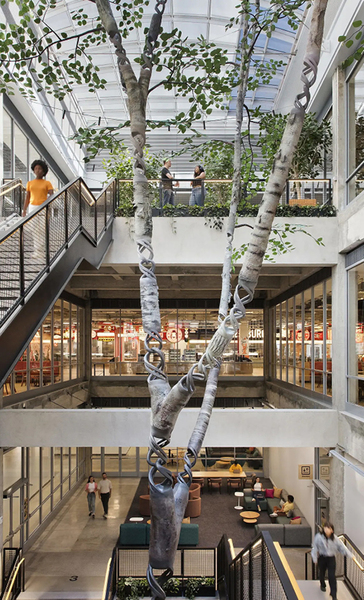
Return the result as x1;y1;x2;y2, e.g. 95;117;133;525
116;177;332;215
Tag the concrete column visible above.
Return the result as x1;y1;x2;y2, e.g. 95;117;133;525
329;451;344;533
331;254;347;411
263;447;269;479
263;302;270;379
85;447;92;476
332;67;346;211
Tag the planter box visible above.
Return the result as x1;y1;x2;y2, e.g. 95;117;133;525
288;198;317;206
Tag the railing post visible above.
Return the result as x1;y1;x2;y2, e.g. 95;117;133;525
79;180;82;228
104;188;107;227
95;198;98;241
19;225;25;301
64;189;69;246
261;538;266;600
45;204;50;269
249;546;253;600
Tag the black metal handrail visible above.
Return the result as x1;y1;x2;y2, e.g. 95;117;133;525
217;531;301;600
0;179;26;219
305;533;364;600
0;177;117;330
1;548;25;600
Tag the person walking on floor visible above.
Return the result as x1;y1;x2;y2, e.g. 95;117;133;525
85;475;97;518
98;472;112;519
312;521;354;600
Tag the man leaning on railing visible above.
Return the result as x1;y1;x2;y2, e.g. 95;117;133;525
161;158;179;206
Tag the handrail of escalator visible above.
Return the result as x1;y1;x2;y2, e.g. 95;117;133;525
0;177;117;330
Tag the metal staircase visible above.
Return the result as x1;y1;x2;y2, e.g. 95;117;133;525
0;177;117;386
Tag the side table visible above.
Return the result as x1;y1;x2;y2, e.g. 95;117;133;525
234;491;244;510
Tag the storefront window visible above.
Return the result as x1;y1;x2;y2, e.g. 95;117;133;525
91;307;264;377
3;109;12;179
348;262;364;406
14;123;28;184
347;60;364;202
272;277;332;398
3;296;84;397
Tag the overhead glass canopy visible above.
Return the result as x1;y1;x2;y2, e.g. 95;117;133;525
39;0;306;172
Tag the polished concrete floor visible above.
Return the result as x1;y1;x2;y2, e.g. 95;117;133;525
20;478;140;599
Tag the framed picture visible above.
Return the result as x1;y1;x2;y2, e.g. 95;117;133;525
320;464;330;479
298;464;313;479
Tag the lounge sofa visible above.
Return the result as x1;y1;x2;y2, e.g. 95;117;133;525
255;488;312;546
119;522;199;546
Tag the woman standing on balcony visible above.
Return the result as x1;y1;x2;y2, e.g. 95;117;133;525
189;165;206;206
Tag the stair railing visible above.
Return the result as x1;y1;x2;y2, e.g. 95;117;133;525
217;531;301;600
1;549;24;600
0;177;117;330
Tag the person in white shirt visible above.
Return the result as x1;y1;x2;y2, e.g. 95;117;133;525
98;472;112;519
85;475;97;518
253;477;263;491
252;477;265;511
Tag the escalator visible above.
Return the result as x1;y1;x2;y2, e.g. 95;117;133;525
0;177;117;387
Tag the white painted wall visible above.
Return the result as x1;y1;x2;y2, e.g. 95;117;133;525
0;408;338;448
105;217;338;267
344;465;364;553
269;447;315;535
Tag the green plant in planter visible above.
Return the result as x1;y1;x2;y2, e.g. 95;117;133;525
163;577;182;595
185;577;215;600
117;577;150;600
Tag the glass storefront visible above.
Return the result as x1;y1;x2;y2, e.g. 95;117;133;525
347;59;364;202
2;107;62;190
91;308;264;377
90;446;263;477
3;447;86;547
347;262;364;406
272;277;332;396
3;297;85;397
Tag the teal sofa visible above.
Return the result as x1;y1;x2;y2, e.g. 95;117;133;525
119;522;199;546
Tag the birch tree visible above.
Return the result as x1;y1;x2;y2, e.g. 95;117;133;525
0;0;328;598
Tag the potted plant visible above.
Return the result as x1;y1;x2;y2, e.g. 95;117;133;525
117;577;150;600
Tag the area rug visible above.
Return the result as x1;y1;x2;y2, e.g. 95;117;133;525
125;477;273;549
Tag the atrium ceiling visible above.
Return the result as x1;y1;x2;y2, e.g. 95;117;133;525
43;0;306;173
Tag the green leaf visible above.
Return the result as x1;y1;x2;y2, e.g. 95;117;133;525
353;20;363;27
338;35;346;42
346;39;354;48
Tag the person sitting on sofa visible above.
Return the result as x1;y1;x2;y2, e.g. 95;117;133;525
270;495;295;517
229;460;243;474
252;477;265;511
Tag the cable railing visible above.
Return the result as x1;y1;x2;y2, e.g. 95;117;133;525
1;548;25;600
0;178;117;330
217;531;301;600
305;533;364;600
115;177;332;214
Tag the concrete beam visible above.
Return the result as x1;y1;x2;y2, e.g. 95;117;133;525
0;408;338;447
70;275;282;291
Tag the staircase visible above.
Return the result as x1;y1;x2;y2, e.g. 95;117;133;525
0;177;117;386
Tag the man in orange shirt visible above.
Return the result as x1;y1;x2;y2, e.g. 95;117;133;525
22;160;54;260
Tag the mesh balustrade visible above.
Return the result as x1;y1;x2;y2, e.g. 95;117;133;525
0;178;116;329
217;532;299;600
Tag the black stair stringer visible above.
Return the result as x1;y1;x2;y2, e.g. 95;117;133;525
0;226;113;387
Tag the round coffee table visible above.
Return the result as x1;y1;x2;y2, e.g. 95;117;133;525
240;510;260;524
234;491;245;510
